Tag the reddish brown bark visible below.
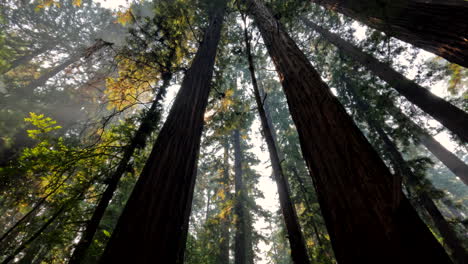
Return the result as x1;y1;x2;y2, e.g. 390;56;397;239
310;0;468;67
347;81;467;264
243;21;311;264
99;2;226;263
246;0;452;262
302;17;468;143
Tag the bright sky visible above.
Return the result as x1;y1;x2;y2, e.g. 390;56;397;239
94;2;465;262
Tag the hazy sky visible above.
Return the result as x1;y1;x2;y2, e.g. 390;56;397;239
95;0;129;9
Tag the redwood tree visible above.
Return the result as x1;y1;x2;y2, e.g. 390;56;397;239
309;0;468;67
99;1;227;262
301;17;468;143
244;0;452;262
242;17;311;264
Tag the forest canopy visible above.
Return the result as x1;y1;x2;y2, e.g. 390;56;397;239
0;0;467;263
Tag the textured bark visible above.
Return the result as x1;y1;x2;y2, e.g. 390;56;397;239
243;24;311;264
68;74;171;264
310;0;468;67
348;82;467;264
302;17;468;143
246;0;452;262
389;106;468;185
216;141;230;264
233;129;248;264
99;3;226;263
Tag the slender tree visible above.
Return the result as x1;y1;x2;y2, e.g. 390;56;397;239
301;17;468;143
309;0;468;67
233;129;248;264
68;72;172;264
244;0;452;262
216;141;231;264
387;106;468;185
99;1;227;262
242;16;311;264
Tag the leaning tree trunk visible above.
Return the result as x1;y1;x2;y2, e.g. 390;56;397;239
309;0;468;67
347;80;468;264
99;2;226;263
302;17;468;143
243;22;311;264
68;73;172;264
387;105;468;185
233;129;248;264
20;39;111;95
1;46;50;75
245;0;452;262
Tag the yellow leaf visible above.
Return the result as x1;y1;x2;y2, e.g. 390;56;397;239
73;0;82;7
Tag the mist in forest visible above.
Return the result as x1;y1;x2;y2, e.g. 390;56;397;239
0;0;467;264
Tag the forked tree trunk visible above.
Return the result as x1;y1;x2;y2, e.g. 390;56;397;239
302;17;468;143
347;80;468;264
99;2;226;263
68;74;172;264
309;0;468;67
245;0;452;262
233;129;248;264
243;21;311;264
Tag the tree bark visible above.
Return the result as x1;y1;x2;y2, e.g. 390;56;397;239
246;0;452;262
99;2;226;263
302;17;468;143
243;22;311;264
347;80;467;264
233;129;248;264
309;0;468;67
68;74;171;264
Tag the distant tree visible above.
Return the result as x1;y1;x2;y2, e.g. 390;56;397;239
244;0;452;262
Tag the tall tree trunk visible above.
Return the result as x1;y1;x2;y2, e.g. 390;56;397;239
245;0;452;262
309;0;468;67
216;141;230;264
347;80;468;264
68;74;171;264
17;242;42;264
233;129;248;264
387;105;468;185
302;17;468;143
99;2;226;263
243;20;311;264
419;136;468;184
